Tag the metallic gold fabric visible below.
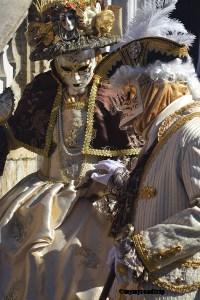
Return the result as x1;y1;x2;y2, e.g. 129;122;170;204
0;106;114;300
133;78;189;135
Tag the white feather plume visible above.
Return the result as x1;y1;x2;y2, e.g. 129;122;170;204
122;0;195;47
110;58;200;100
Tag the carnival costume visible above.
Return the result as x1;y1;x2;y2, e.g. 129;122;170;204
91;1;200;299
0;1;140;299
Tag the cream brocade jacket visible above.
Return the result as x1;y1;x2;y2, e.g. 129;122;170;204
130;95;200;293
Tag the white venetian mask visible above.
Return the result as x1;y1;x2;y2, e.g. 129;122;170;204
55;49;97;95
60;10;76;31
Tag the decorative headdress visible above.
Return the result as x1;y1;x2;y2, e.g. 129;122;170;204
88;0;200;133
27;0;122;61
92;0;196;80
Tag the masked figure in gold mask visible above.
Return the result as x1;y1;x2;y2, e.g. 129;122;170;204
0;1;141;299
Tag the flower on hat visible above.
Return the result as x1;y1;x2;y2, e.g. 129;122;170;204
64;0;77;10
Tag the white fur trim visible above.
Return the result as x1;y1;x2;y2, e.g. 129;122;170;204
110;58;200;100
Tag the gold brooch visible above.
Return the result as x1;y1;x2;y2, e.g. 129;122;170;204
138;186;157;200
64;94;87;109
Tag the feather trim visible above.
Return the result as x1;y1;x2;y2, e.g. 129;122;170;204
110;58;200;100
122;1;195;47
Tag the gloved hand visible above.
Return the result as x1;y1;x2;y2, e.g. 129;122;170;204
76;167;109;201
90;159;126;186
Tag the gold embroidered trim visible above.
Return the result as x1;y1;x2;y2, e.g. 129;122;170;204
8;73;139;158
64;102;86;110
159;112;200;146
152;277;200;293
132;233;156;272
151;257;200;293
138;186;157;199
145;38;188;58
153;245;183;260
82;75;140;157
95;38;188;81
132;105;200;293
6;79;63;157
82;147;140;157
181;259;200;269
82;75;101;154
158;102;200;141
63;90;88;110
136;107;200;205
119;37;188;70
79;159;93;179
95;51;122;78
139;109;200;188
133;234;183;273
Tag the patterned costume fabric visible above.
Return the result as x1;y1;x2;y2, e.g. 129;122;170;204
0;117;112;299
0;66;139;176
111;96;200;300
0;1;130;299
0;59;141;299
88;1;200;299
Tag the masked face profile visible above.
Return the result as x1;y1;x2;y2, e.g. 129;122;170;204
55;49;97;95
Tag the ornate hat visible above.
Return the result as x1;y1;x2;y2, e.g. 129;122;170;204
92;0;195;80
88;0;200;131
27;0;122;61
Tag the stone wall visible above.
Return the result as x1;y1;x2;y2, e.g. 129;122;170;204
0;19;49;198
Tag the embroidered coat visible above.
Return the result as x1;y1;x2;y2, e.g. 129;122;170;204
128;96;200;297
0;68;139;176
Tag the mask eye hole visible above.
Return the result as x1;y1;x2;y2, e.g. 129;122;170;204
61;66;72;72
78;65;90;72
67;15;74;21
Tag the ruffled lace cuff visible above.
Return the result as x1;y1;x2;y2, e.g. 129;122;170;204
107;167;130;196
114;227;149;283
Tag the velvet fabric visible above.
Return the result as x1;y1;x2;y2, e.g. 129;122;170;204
0;70;135;176
133;79;190;135
8;71;131;153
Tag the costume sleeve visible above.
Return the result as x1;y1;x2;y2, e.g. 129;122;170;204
132;136;200;273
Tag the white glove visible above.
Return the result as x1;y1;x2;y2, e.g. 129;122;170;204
90;159;125;186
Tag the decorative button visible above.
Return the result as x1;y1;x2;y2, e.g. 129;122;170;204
116;263;127;274
138;186;157;199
